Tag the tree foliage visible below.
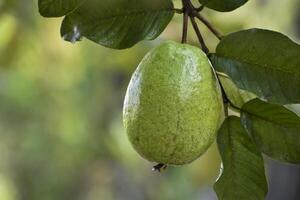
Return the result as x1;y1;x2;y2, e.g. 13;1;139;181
38;0;300;199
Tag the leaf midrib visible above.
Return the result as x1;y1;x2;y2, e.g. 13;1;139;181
219;123;239;199
70;8;174;22
227;125;239;199
242;108;300;130
214;54;300;79
64;0;87;16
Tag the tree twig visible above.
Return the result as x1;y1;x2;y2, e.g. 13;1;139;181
190;16;209;54
181;0;189;43
210;65;241;115
196;5;205;12
193;12;223;40
173;8;183;14
181;12;189;43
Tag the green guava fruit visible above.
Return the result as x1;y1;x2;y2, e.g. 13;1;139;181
123;41;224;165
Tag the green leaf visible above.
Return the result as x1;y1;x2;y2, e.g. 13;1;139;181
60;0;174;49
241;98;300;164
199;0;248;12
218;72;256;108
38;0;83;17
210;29;300;104
214;116;268;200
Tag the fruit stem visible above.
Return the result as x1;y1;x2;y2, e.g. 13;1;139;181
216;75;241;112
180;0;223;43
196;5;205;12
190;16;209;54
211;64;241;115
194;12;223;40
181;0;189;43
173;8;183;14
181;0;209;53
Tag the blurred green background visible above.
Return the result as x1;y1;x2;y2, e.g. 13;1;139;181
0;0;299;200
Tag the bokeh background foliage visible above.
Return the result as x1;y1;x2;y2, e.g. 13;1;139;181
0;0;300;199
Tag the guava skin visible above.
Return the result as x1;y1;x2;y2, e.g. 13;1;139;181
123;41;224;165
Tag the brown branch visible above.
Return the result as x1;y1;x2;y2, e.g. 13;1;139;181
193;12;223;40
173;8;183;14
196;5;205;12
181;0;190;43
181;10;189;43
190;16;209;54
